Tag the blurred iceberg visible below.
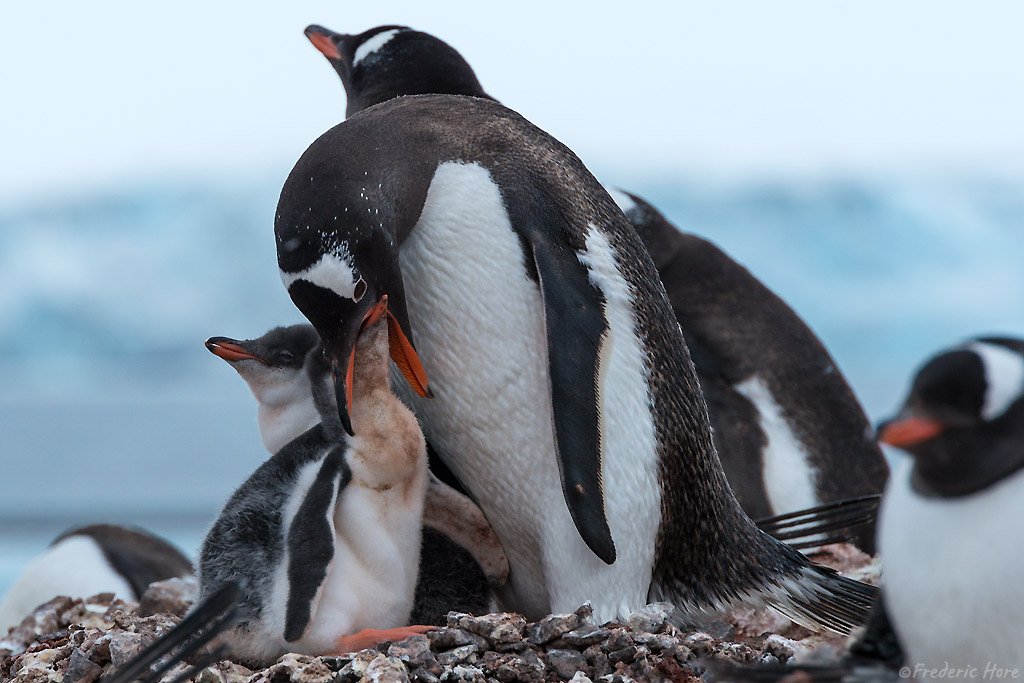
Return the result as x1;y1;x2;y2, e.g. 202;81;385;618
0;171;1021;594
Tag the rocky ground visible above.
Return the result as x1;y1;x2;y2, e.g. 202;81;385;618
0;546;878;683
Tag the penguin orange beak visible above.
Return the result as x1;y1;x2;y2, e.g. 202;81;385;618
305;25;342;60
335;295;433;435
878;416;946;448
205;338;266;364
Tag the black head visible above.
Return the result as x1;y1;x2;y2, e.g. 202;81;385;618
878;337;1024;497
304;24;493;116
275;156;431;436
205;324;320;371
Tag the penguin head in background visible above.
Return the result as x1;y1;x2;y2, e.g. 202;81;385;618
303;24;493;116
205;325;320;405
878;337;1024;497
277;217;431;436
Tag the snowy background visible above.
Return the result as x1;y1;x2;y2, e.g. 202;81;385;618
1;1;1023;596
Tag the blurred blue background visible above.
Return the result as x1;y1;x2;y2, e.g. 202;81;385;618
1;1;1023;597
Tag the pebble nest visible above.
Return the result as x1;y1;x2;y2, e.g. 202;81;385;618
0;546;877;683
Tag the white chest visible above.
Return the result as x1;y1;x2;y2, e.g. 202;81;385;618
394;161;662;621
879;459;1024;673
734;375;821;515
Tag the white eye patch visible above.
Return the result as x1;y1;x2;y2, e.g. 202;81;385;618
280;251;361;301
967;341;1024;420
353;29;401;67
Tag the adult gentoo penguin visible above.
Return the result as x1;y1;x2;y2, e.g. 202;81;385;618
610;191;889;546
275;93;875;628
303;23;889;550
0;524;193;632
874;336;1024;672
198;296;432;664
205;323;510;621
709;336;1024;679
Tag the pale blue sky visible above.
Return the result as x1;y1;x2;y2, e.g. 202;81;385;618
2;1;1024;203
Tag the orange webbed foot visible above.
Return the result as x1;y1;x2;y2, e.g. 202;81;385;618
333;625;436;653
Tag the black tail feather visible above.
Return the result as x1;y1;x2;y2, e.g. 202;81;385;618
757;495;881;551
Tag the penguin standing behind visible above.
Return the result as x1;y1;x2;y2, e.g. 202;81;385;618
302;24;888;551
198;296;433;665
612;192;889;544
874;336;1024;672
274;92;875;629
0;525;193;632
204;323;508;622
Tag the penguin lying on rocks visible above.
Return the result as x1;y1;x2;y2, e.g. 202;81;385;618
205;323;508;622
0;524;193;632
711;336;1024;680
274;88;876;629
198;296;435;665
302;23;888;553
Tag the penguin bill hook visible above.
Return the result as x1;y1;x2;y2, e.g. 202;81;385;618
332;294;432;435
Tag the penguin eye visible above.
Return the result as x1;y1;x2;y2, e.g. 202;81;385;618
275;350;296;365
353;277;367;302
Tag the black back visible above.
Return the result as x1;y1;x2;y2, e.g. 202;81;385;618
198;424;348;635
620;192;889;549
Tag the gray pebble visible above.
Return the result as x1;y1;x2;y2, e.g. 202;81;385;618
364;654;410;683
560;625;610;649
546;648;589;680
625;603;675;634
436;645;477;667
61;648;101;683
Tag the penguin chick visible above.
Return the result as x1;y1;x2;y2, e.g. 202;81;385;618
198;296;432;666
0;524;193;632
206;324;322;455
205;323;510;598
875;336;1024;672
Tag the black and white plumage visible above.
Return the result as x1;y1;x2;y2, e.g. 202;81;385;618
303;24;494;117
609;191;889;548
206;322;508;622
274;93;875;630
0;525;193;632
711;336;1024;680
198;297;431;665
875;336;1024;671
304;23;888;552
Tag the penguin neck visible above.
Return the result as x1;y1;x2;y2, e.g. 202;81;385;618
911;407;1024;498
349;322;392;431
257;397;320;455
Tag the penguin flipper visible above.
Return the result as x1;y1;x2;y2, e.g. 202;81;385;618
525;230;616;564
284;446;352;643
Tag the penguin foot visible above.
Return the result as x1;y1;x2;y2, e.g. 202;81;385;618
333;625;436;653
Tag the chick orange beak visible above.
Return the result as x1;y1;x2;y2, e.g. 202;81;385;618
205;338;265;363
342;295;432;423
